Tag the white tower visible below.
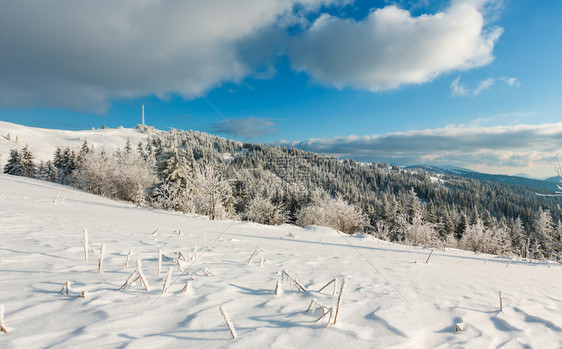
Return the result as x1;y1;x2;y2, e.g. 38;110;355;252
142;105;145;126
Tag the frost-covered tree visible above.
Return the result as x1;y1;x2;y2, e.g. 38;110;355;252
244;195;287;225
192;163;234;220
20;145;36;177
297;191;365;234
395;211;437;246
509;217;527;257
149;136;196;212
460;216;510;255
53;146;77;184
72;147;155;203
37;161;58;182
531;207;557;259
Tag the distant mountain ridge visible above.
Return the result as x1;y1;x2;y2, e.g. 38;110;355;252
407;165;559;192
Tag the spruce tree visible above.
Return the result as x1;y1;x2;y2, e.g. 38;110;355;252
3;149;22;176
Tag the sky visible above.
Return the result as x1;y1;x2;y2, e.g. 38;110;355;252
0;0;561;178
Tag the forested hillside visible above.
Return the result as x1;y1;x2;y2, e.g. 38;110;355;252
4;126;561;259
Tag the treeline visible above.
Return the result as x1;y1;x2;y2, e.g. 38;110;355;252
3;127;561;260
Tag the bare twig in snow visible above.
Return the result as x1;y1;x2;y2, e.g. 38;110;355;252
425;249;434;264
60;281;71;295
318;278;337;296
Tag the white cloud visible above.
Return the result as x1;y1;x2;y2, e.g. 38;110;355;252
288;0;503;91
451;76;495;96
450;76;470;97
500;76;521;87
474;77;495;95
280;123;562;175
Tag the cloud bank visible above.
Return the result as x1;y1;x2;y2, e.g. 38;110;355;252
0;0;502;111
280;123;562;175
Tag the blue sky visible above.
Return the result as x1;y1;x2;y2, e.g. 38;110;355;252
1;0;561;177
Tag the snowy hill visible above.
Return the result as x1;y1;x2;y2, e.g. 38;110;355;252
0;121;150;168
0;174;561;348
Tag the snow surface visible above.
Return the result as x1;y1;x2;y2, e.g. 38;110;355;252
0;121;149;168
1;174;561;348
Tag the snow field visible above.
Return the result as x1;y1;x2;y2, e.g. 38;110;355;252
0;174;561;348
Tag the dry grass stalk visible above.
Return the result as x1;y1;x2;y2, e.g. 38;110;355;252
125;249;133;267
59;281;71;295
425;249;434;264
333;278;347;325
162;267;173;294
182;280;192;293
455;324;462;332
97;243;105;274
118;270;140;291
506;256;515;268
318;278;337;296
244;248;264;265
282;270;306;292
499;291;503;312
259;257;264;267
118;260;150;291
136;261;150;291
0;304;6;334
316;307;334;328
219;305;237;339
202;268;214;276
176;259;184;272
151;229;159;236
158;249;163;275
83;229;89;261
274;280;282;296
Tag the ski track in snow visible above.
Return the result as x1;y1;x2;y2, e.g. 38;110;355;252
0;174;561;348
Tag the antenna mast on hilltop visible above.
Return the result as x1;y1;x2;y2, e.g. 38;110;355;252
142;105;145;126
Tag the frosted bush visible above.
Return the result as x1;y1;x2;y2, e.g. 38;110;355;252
244;195;287;225
297;192;365;234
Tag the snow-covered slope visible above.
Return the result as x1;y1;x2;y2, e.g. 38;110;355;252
0;121;149;168
0;174;561;348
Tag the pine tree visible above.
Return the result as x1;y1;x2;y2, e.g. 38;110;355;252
3;149;22;176
20;145;36;177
